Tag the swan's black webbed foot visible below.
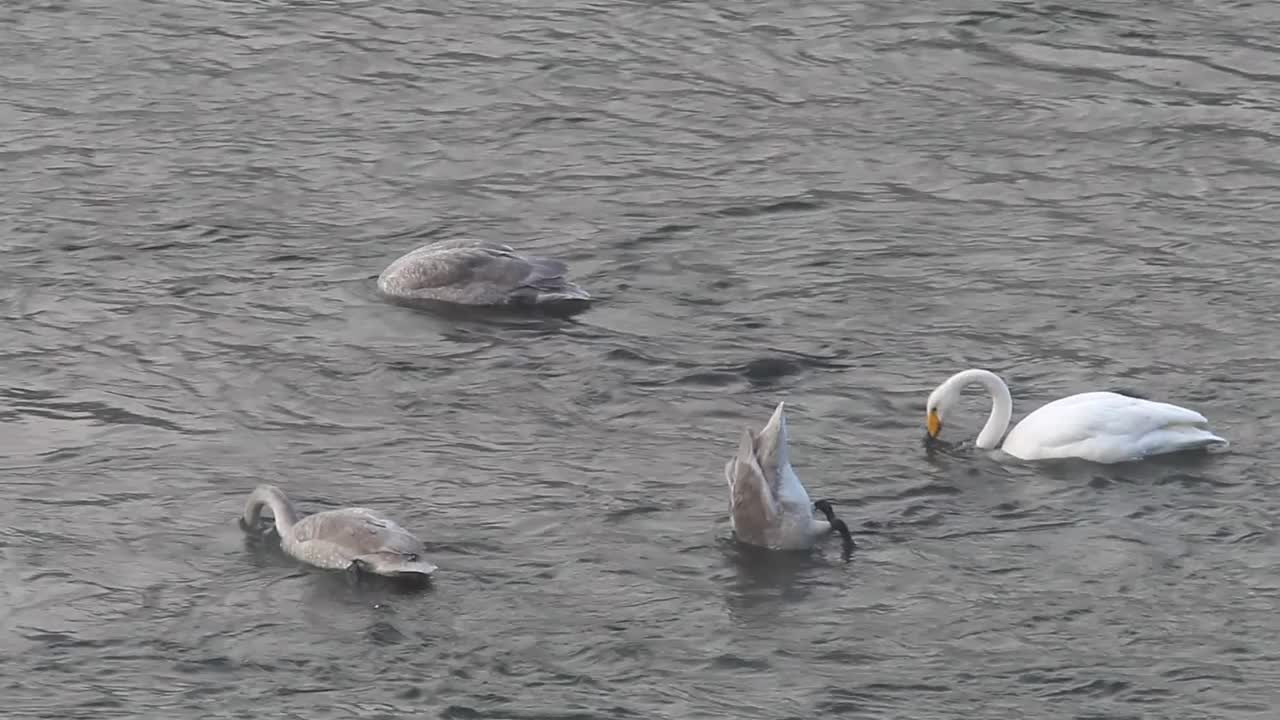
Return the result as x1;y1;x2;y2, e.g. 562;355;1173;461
830;517;856;554
346;559;370;585
813;499;856;553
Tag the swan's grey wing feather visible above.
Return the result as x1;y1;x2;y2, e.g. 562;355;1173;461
725;428;778;546
292;509;424;556
381;247;514;291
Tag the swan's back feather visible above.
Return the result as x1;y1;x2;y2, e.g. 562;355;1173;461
1004;391;1226;463
377;239;589;306
292;508;413;553
285;508;435;576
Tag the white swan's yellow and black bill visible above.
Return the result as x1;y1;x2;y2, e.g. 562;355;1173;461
926;410;942;438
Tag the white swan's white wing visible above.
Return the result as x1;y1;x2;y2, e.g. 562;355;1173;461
1003;391;1226;463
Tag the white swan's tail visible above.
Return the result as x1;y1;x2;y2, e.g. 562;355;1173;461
1144;427;1230;458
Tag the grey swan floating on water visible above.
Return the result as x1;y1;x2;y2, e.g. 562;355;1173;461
724;401;854;553
377;238;590;309
240;484;437;578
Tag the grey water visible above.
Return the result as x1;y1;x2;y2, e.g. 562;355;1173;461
3;0;1280;717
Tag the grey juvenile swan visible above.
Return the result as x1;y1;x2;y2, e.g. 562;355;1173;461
724;402;854;553
240;484;437;577
376;238;590;308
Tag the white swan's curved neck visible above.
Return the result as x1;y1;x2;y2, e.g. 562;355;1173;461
949;369;1013;449
243;485;299;535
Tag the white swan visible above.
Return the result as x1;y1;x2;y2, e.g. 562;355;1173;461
925;368;1229;464
724;401;854;551
377;238;590;308
240;485;437;577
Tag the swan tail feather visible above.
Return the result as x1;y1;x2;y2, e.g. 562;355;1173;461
353;553;438;577
755;401;790;478
534;286;591;304
1142;425;1229;458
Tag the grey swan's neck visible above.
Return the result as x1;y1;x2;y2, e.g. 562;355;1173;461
242;484;300;536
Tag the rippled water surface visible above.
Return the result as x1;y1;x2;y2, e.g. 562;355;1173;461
5;0;1280;717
